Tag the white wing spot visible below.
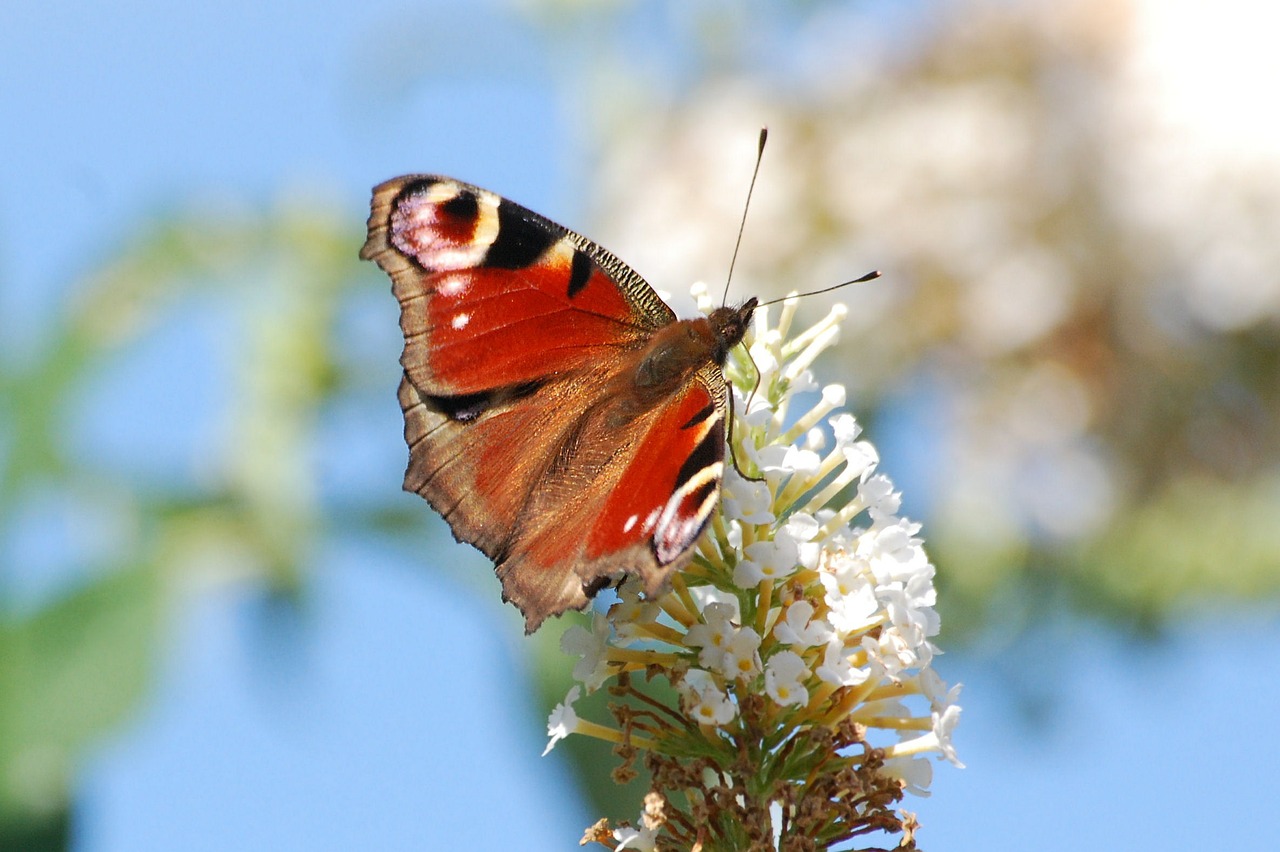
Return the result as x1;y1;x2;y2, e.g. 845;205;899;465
439;274;471;297
452;312;471;330
643;508;661;533
623;514;639;533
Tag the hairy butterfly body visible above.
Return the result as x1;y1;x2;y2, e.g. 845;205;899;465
361;176;755;632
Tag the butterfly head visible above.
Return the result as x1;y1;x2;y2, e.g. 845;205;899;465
707;298;758;365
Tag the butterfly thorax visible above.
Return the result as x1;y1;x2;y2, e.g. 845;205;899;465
630;300;756;405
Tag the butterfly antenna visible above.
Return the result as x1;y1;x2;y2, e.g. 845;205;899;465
753;269;882;309
727;367;767;484
721;127;769;307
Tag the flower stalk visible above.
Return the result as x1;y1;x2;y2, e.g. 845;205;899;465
547;285;963;851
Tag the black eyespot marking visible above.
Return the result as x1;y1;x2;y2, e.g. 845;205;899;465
681;400;716;430
484;200;557;269
567;250;593;299
440;188;480;223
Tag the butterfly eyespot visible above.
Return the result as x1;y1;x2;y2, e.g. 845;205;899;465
389;182;499;272
439;188;480;221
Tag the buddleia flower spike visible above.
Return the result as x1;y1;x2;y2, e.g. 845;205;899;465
548;284;963;852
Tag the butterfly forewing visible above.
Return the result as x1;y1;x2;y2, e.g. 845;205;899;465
362;175;743;632
364;175;673;398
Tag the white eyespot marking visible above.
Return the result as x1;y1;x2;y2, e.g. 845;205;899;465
451;312;471;330
623;514;639;533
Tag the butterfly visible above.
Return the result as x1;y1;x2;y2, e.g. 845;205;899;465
360;175;756;632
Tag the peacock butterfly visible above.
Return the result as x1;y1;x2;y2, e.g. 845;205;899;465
360;175;755;632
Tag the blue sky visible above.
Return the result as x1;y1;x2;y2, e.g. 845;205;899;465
4;2;1278;850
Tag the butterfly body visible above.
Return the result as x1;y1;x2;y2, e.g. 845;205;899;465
361;175;754;631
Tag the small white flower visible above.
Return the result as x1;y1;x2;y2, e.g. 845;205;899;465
739;392;776;426
750;442;795;479
829;412;861;446
919;669;964;713
931;704;965;768
862;519;930;585
841;440;879;480
722;472;776;524
717;627;762;681
882;755;934;798
684;602;738;668
879;585;940;658
764;650;811;707
780;444;822;476
783;512;823;569
681;669;737;726
733;534;800;588
686;587;741;619
614;822;659;851
559;612;611;692
858;473;900;516
772;600;833;648
610;577;662;644
542;686;581;756
820;557;880;635
884;702;965;772
784;364;820;395
815;638;870;688
863;627;932;677
821;383;847;409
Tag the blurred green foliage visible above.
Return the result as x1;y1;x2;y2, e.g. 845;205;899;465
0;197;417;846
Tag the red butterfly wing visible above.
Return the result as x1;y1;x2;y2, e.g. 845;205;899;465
361;175;742;631
362;175;674;396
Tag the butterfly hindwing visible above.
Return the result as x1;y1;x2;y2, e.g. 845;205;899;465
495;364;728;626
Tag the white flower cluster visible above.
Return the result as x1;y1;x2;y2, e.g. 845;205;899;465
545;284;962;805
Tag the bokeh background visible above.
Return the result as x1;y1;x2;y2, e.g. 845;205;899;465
4;0;1279;849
